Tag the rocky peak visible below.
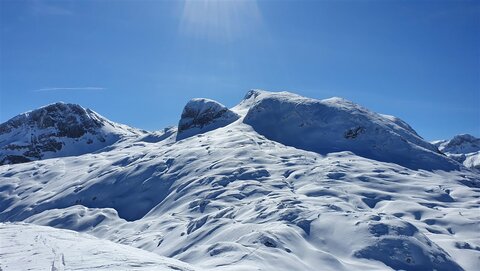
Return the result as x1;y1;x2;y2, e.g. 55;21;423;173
443;134;480;153
0;102;106;138
0;102;138;165
176;98;239;140
432;134;480;170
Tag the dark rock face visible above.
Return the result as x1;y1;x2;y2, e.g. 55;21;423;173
1;155;31;164
0;102;113;165
177;98;239;140
179;106;228;132
0;103;104;138
344;127;365;139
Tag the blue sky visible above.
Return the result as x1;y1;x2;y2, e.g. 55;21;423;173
1;0;479;140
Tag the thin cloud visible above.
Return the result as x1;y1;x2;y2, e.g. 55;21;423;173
33;87;106;92
30;0;73;16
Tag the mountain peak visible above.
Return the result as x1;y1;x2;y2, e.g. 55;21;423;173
434;134;480;154
0;102;140;165
449;134;479;146
0;102;107;138
244;89;263;100
25;101;89;116
432;134;480;170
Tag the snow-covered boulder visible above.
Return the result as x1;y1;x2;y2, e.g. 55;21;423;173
176;98;239;140
0;102;142;165
242;90;457;170
433;134;480;170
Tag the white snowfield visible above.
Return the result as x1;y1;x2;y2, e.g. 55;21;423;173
0;90;479;271
0;223;198;271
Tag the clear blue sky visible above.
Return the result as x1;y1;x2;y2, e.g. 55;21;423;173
1;0;479;140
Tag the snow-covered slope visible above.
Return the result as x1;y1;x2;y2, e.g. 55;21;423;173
0;102;144;165
240;90;456;170
0;90;478;271
433;134;480;170
0;223;198;271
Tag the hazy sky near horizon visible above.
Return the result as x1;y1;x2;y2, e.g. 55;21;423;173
1;0;479;140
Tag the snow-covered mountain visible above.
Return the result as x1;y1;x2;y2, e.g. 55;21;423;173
0;102;144;165
240;90;455;170
1;90;478;271
432;134;480;170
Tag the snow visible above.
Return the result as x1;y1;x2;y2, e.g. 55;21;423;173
0;222;198;271
0;90;479;271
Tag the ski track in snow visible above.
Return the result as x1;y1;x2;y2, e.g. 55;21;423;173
0;223;198;271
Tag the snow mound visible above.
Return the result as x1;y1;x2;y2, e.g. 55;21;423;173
177;98;239;140
0;223;198;271
0;102;143;165
433;134;480;170
242;90;458;170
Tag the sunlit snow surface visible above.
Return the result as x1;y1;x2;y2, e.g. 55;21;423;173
0;223;198;271
1;90;479;271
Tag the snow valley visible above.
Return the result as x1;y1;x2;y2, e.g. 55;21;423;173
0;90;479;271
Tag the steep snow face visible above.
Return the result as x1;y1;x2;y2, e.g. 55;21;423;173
242;90;457;170
433;134;480;170
0;223;198;271
380;114;419;136
0;102;143;165
177;98;239;140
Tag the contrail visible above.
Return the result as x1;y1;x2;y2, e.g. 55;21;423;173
33;87;106;92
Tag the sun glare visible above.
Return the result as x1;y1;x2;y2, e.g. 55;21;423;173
180;0;263;42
